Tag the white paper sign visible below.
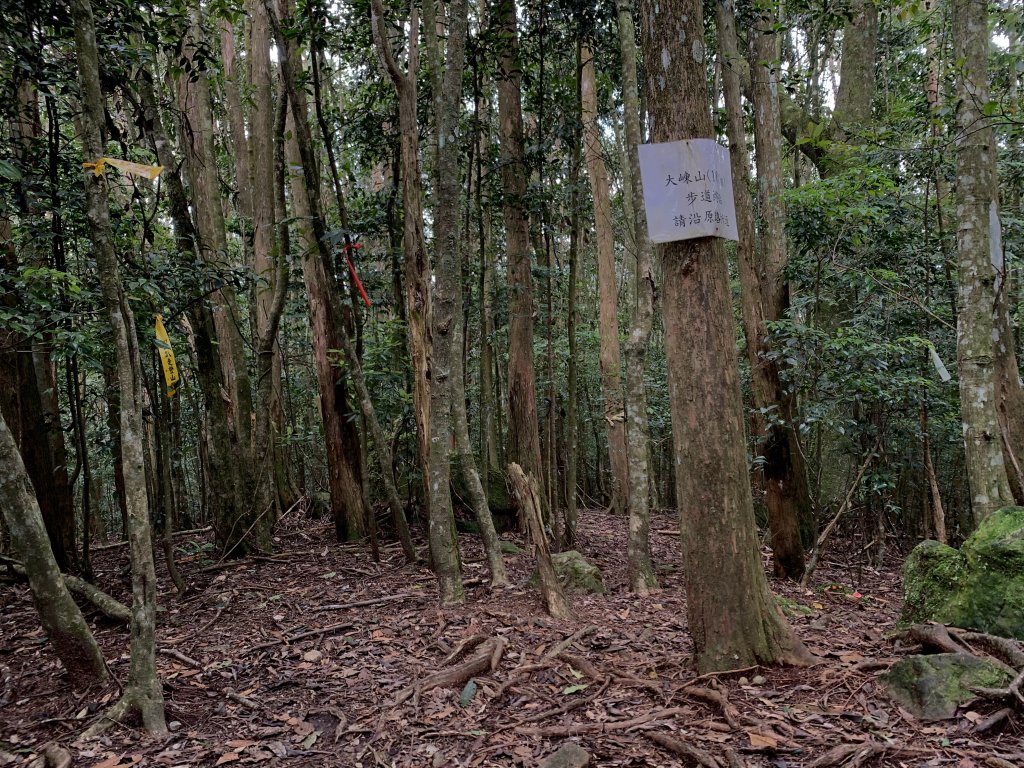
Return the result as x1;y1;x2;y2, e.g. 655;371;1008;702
637;139;739;244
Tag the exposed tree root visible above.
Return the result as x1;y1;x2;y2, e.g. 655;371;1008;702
2;560;131;624
807;740;930;767
394;636;507;705
645;732;723;768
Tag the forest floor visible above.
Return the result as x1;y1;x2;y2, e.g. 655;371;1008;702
1;510;1022;767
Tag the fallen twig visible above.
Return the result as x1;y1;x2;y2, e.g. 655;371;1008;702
159;647;203;669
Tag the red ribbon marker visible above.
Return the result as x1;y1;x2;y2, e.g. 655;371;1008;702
342;242;372;308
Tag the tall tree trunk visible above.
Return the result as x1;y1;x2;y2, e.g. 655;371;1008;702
952;0;1014;522
284;103;371;542
176;14;254;461
639;0;811;673
247;0;294;523
71;0;166;735
426;0;508;589
580;43;628;517
370;0;433;516
495;0;545;502
746;4;812;576
0;411;108;687
135;61;253;570
615;0;658;593
269;0;417;563
563;40;582;549
473;33;501;474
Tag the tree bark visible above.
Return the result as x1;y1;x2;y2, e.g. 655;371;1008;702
495;0;545;501
0;411;107;687
268;0;416;563
71;0;166;734
639;0;811;672
370;0;433;515
428;0;508;589
508;463;576;621
746;3;812;576
952;0;1015;522
581;43;628;517
284;104;371;542
615;0;658;593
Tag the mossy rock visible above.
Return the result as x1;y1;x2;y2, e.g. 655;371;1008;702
901;540;967;625
880;653;1012;720
529;550;604;594
499;540;525;555
901;507;1024;639
450;457;518;533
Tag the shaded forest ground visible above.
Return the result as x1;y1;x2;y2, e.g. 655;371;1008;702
2;511;1022;766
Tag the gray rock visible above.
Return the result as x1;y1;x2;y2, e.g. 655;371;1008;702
880;652;1013;720
530;550;604;594
539;743;590;768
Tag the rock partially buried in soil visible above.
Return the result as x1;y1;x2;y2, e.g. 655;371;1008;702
451;457;519;533
530;550;604;594
901;506;1024;640
880;652;1013;720
539;743;590;768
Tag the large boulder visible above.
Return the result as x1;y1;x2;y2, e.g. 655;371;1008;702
880;653;1012;720
530;550;604;594
901;507;1024;640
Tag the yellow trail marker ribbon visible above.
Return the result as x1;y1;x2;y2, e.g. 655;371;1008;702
154;314;179;398
82;157;165;181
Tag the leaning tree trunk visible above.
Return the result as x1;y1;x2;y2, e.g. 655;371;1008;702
581;43;629;517
746;2;812;576
615;0;658;594
952;0;1014;522
639;0;811;673
71;0;166;735
0;411;107;687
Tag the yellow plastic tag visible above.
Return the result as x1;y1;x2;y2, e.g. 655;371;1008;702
83;157;164;181
154;314;179;398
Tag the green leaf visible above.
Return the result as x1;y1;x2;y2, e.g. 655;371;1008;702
561;684;589;695
0;159;22;181
459;679;478;707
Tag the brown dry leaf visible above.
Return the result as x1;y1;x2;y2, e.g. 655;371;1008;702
225;740;256;750
745;729;778;749
214;752;240;766
839;652;866;663
90;755;124;768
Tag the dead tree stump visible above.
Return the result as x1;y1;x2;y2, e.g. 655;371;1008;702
508;463;576;621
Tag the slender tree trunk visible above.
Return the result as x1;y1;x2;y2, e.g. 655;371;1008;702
746;4;811;576
0;411;108;687
496;0;545;504
952;0;1014;522
370;0;433;516
268;0;416;563
135;61;251;573
581;43;628;517
176;14;254;460
71;0;166;734
247;0;294;523
426;0;507;589
616;0;658;593
285;105;371;541
474;36;501;474
563;41;582;549
640;0;811;673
